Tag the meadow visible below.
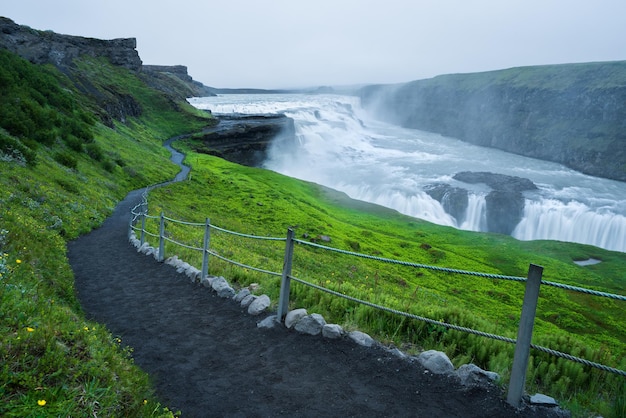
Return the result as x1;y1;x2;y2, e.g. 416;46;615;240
143;143;625;417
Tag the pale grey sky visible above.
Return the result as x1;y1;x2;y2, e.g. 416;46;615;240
3;0;625;89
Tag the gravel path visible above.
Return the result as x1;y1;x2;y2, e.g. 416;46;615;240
67;139;560;417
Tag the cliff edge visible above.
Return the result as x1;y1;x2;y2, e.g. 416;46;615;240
0;17;213;102
359;62;626;182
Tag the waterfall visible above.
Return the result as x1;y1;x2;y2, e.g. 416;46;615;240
460;194;487;231
513;199;626;252
189;94;626;253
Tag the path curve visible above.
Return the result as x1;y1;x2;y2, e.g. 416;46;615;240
67;137;557;417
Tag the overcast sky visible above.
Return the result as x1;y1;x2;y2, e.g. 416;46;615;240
3;1;625;89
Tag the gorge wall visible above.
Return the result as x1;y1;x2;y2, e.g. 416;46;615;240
358;62;626;182
1;17;213;124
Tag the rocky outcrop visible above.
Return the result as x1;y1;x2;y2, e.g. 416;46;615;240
0;17;141;71
142;65;215;99
187;114;296;167
359;62;626;182
423;184;468;223
425;172;538;235
0;17;214;125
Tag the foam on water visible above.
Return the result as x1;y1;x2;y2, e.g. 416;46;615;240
189;94;626;252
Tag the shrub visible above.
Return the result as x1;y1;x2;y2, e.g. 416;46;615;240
54;151;77;169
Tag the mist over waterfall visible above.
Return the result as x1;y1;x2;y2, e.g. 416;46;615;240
188;94;626;253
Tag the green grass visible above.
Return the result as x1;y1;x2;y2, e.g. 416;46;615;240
0;50;212;416
1;46;624;416
141;145;625;417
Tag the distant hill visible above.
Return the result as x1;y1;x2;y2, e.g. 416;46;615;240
358;62;626;182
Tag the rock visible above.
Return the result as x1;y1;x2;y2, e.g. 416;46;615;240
240;294;256;308
294;314;327;336
348;331;375;347
417;350;454;375
530;393;558;406
484;190;525;234
211;276;235;298
233;288;251;303
185;266;201;282
248;294;270;315
200;276;209;288
456;364;499;387
189;114;296;167
257;315;279;329
453;171;537;192
0;17;141;71
423;183;469;222
322;324;344;339
285;308;308;329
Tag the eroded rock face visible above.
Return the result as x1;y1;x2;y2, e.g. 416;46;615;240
424;172;537;235
453;171;537;193
0;17;142;71
188;114;296;167
424;184;469;223
359;63;626;182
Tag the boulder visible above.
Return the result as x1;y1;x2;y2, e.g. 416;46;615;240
285;308;308;329
233;288;251;303
456;364;499;387
240;294;256;308
322;324;344;339
348;330;375;347
211;276;235;298
248;294;270;315
417;350;454;375
257;315;279;329
294;314;327;336
424;183;469;223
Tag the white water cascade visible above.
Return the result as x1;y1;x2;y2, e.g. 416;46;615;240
189;94;626;253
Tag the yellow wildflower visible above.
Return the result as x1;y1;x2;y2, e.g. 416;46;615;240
26;327;34;332
38;399;46;406
15;259;21;264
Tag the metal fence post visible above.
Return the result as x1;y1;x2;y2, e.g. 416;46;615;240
201;218;211;280
277;228;295;321
507;263;543;408
140;211;146;245
158;211;165;262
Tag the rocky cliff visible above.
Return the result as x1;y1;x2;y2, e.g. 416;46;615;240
0;16;142;71
0;17;214;124
142;65;215;99
359;62;626;182
185;114;296;167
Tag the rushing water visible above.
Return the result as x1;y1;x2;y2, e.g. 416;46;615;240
188;94;626;253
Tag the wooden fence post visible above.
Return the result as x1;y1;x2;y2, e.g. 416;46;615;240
507;263;543;407
201;218;211;280
158;212;165;262
277;228;295;321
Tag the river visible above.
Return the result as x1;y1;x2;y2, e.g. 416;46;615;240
188;94;626;253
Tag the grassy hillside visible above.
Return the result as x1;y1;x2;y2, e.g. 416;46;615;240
1;46;624;417
0;49;211;416
144;143;625;417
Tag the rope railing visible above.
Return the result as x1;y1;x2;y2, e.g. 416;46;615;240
129;200;625;408
295;238;626;301
289;274;626;377
208;249;283;277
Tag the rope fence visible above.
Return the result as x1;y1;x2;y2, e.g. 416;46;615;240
129;190;625;408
